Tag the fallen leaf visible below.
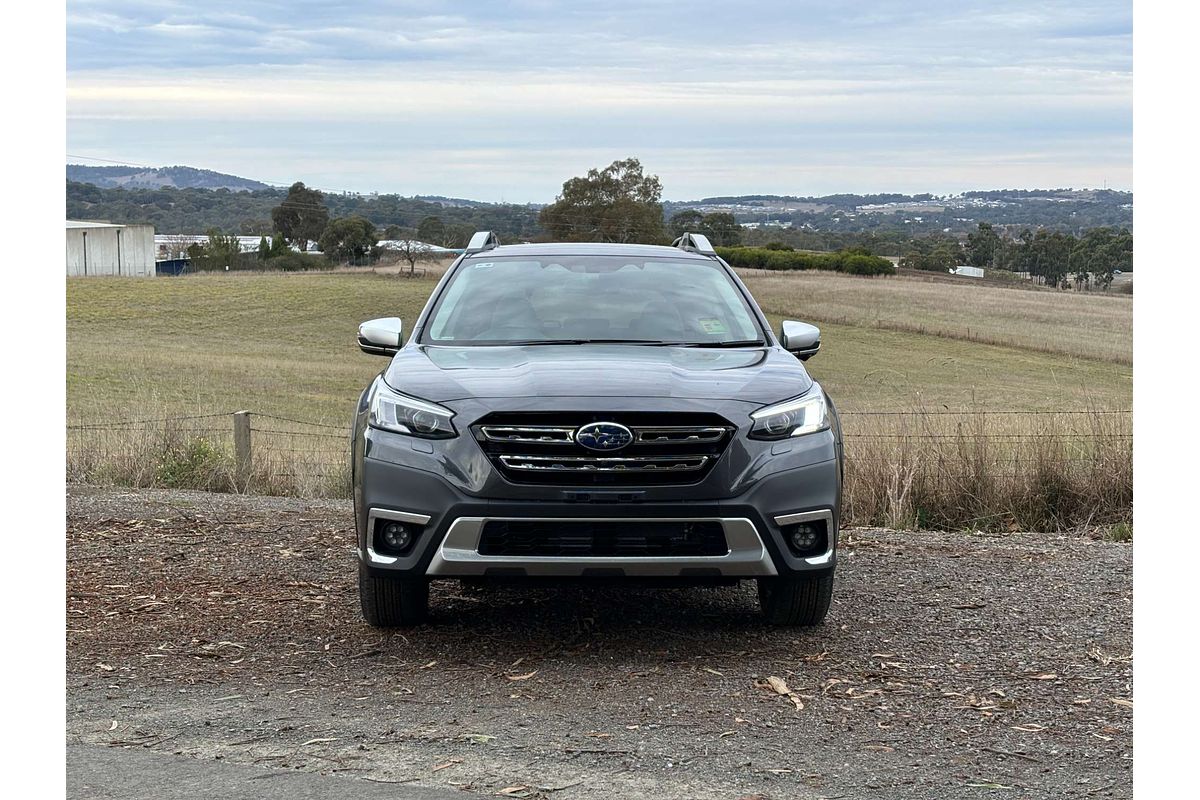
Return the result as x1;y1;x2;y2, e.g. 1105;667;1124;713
703;667;724;677
1110;697;1133;708
432;759;461;772
506;670;538;681
766;676;790;695
302;737;338;746
758;675;804;711
96;663;114;672
1027;673;1058;681
967;782;1014;790
108;720;118;731
1010;724;1046;733
497;786;532;797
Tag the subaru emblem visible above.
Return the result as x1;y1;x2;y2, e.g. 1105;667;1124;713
575;422;634;451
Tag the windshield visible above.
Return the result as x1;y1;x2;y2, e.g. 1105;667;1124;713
422;255;764;346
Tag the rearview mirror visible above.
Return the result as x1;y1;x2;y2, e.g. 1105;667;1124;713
780;320;820;360
358;317;403;356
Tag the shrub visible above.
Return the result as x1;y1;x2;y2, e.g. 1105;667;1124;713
715;246;895;275
155;436;236;492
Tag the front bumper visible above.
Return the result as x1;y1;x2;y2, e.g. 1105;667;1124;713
356;447;840;580
426;515;779;577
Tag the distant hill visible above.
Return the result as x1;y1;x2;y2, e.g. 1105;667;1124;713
414;195;508;209
64;161;1131;249
663;188;1132;235
66;180;543;241
66;164;272;192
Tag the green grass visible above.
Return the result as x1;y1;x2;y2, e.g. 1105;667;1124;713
67;270;1131;424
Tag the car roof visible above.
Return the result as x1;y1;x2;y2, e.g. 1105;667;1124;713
468;242;716;261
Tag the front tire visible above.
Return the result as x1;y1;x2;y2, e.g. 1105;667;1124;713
359;562;429;627
757;572;834;626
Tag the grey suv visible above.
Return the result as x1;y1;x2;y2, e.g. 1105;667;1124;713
351;232;843;627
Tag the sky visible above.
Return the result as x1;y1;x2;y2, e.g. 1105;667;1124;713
65;0;1132;202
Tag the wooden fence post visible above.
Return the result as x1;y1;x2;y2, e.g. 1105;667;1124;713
233;411;252;490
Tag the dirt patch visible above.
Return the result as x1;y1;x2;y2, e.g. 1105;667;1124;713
66;486;1132;799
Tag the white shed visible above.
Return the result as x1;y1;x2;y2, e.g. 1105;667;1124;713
66;220;156;277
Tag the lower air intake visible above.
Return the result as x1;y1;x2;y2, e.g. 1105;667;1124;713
477;520;728;558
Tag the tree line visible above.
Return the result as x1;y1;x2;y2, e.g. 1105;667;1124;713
67;180;541;241
900;223;1132;289
70;159;1133;286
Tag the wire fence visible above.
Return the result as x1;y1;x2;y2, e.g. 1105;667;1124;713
65;407;1133;530
66;411;350;498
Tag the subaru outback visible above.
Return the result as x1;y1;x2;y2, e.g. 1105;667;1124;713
351;232;843;627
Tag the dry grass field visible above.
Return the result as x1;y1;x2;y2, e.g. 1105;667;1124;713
66;269;1132;529
742;270;1132;364
66;270;1130;422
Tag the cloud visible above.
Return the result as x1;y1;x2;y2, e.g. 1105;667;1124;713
66;0;1132;198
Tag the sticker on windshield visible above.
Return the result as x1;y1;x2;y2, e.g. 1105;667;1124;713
698;318;728;334
472;262;494;270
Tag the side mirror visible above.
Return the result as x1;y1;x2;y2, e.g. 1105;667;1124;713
780;320;821;360
358;317;403;356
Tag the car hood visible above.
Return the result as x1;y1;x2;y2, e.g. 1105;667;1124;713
382;344;813;404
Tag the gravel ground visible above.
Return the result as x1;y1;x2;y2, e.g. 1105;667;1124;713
66;485;1132;799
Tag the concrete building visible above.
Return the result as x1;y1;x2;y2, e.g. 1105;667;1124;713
66;221;155;277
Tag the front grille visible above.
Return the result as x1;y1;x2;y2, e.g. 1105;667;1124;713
478;520;728;557
473;412;735;486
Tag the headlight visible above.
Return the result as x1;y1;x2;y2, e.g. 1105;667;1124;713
749;390;829;440
368;379;456;439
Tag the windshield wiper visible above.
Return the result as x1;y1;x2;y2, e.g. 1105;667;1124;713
661;340;766;348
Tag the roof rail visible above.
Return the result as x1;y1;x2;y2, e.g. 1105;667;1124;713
465;230;500;254
672;232;716;255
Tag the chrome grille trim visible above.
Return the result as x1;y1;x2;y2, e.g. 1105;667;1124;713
480;423;731;445
480;425;576;443
634;426;729;444
473;414;734;486
498;454;709;472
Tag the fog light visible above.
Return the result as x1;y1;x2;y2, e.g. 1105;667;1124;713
379;521;414;553
790;524;819;552
782;520;827;556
